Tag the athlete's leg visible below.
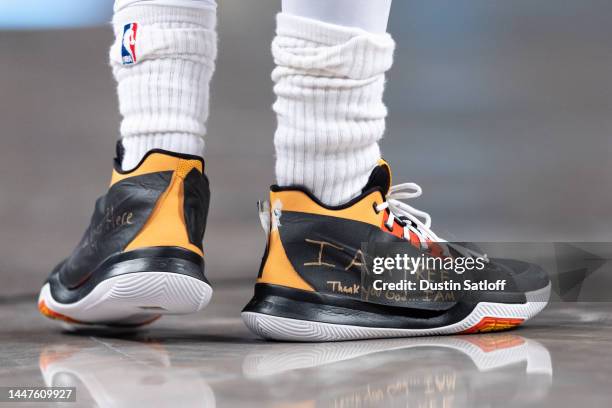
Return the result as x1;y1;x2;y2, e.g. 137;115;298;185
38;0;218;326
273;0;394;205
111;0;218;169
282;0;391;33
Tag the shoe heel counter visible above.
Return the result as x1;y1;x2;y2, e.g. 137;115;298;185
125;158;207;257
257;192;314;292
257;188;386;295
182;163;210;251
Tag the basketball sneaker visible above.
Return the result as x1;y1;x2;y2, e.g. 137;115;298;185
38;143;212;326
242;160;550;341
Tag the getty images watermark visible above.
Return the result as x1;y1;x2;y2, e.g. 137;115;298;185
356;242;609;305
357;242;521;305
370;253;508;292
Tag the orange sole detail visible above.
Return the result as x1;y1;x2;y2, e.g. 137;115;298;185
38;300;162;327
38;300;82;324
461;317;525;334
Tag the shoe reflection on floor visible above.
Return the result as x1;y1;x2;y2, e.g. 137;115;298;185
39;340;216;407
39;333;551;407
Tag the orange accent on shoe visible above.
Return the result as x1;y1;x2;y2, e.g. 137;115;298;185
427;240;445;258
269;189;385;228
258;230;315;292
125;158;204;257
463;334;526;352
38;300;81;324
381;211;404;239
461;317;525;334
408;230;420;248
38;300;161;327
110;153;182;187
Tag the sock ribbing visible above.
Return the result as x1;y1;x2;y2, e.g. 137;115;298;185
110;3;217;169
272;13;395;205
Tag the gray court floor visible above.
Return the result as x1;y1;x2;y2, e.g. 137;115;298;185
1;283;612;407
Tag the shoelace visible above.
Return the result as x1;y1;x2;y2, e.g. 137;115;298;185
376;182;437;245
376;182;487;260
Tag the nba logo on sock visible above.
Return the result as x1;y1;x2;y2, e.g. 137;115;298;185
121;23;138;65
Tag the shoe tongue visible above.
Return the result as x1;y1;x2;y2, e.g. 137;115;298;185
362;159;392;196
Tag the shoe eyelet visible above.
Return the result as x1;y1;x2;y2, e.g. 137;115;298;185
372;202;380;214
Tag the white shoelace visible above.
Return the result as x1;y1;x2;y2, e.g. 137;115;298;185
376;183;437;246
376;182;486;260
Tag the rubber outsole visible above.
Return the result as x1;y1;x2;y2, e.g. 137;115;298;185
39;271;213;327
241;283;550;342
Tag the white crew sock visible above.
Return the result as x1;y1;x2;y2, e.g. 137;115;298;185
272;13;395;206
110;0;217;169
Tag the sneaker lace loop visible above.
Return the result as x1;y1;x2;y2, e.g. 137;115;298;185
376;182;438;241
376;183;486;260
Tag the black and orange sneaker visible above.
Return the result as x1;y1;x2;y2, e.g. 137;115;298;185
38;143;212;326
242;161;550;341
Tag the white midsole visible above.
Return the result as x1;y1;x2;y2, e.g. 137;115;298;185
242;283;551;342
39;272;213;325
